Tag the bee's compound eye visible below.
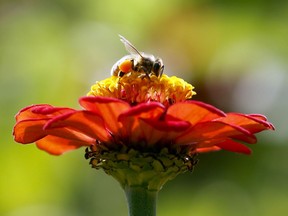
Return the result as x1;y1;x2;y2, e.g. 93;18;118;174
153;60;164;77
153;62;161;72
119;59;133;73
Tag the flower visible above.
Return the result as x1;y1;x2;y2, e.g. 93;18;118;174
13;72;274;190
14;73;273;153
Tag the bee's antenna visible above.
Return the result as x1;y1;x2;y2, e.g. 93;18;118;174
119;35;143;57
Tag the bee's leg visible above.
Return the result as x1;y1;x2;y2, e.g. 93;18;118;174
144;71;151;79
130;59;135;71
159;66;164;77
138;66;150;79
138;73;147;79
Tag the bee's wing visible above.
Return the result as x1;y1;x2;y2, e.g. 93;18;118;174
119;35;143;57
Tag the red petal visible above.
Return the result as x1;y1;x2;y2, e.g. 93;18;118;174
15;104;74;122
194;139;252;154
141;118;190;132
14;104;75;144
45;110;110;142
216;139;252;155
43;127;96;145
118;102;165;138
196;146;221;153
137;119;190;147
13;119;48;143
176;121;256;145
218;113;275;133
119;102;165;120
36;135;91;155
118;102;189;145
249;114;268;121
79;96;130;134
15;105;50;121
167;101;226;125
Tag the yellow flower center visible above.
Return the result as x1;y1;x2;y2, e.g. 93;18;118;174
87;73;196;106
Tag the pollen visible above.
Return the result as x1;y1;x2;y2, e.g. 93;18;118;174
119;59;133;72
87;73;196;106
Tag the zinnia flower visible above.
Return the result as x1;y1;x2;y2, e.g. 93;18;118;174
13;37;274;216
13;72;274;188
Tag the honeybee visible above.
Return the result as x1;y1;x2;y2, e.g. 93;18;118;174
111;35;164;78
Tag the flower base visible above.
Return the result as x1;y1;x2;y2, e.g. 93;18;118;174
85;145;198;191
85;145;197;215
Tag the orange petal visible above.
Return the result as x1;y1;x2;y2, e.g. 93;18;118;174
13;119;48;143
118;102;165;138
79;96;130;134
136;119;188;146
45;110;110;142
43;127;96;145
219;113;275;132
36;135;91;155
195;146;221;153
138;120;167;145
176;121;256;145
15;104;74;122
167;101;226;125
14;104;76;144
195;139;252;154
216;139;252;155
141;118;190;132
119;102;165;120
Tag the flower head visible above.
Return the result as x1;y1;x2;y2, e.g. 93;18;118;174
13;36;275;216
88;72;195;106
13;72;274;189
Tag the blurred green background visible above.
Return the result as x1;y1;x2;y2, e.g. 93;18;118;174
1;0;287;215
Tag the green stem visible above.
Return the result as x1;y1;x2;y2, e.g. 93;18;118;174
124;186;158;216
